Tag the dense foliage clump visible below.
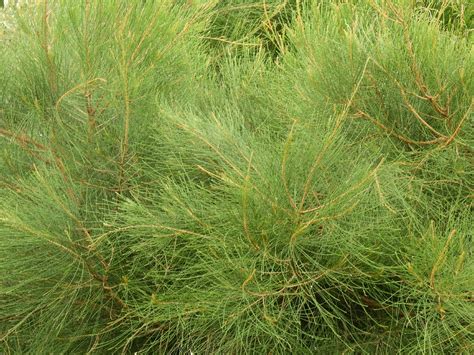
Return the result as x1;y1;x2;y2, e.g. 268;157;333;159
1;1;472;353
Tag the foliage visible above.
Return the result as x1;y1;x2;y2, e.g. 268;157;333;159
1;0;472;353
416;0;474;38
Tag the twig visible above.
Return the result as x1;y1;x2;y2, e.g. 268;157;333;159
281;120;298;210
388;0;450;119
298;58;369;211
242;152;259;250
442;100;472;147
354;110;445;146
0;128;47;150
0;128;52;164
430;229;456;291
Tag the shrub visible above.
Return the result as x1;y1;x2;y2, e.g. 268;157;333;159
1;1;472;353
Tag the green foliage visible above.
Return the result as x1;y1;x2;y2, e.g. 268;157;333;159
416;0;474;37
202;0;302;59
1;0;472;353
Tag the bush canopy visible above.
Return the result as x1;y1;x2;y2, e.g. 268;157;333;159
1;0;473;353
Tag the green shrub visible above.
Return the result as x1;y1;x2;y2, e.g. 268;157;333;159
1;1;472;353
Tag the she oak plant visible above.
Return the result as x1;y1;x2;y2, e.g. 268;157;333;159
1;0;473;353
